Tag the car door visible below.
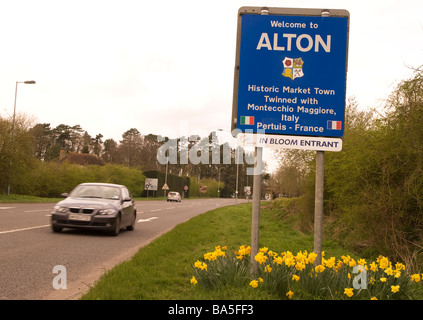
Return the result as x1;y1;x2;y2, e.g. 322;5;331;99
121;187;134;225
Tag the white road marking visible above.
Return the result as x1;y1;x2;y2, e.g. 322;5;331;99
137;217;159;223
24;209;52;213
0;224;50;234
0;207;15;210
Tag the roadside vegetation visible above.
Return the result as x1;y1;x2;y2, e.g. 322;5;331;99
270;67;423;273
0;119;249;199
81;199;423;300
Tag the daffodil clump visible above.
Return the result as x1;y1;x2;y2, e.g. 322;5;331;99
190;245;423;300
190;246;251;290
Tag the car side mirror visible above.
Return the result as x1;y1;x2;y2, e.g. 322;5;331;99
122;197;132;202
61;193;69;197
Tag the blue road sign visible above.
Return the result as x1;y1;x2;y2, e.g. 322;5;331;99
233;8;349;138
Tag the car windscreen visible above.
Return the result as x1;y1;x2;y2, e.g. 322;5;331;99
70;186;120;200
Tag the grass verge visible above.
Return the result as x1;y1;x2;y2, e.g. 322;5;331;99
81;199;358;300
0;194;62;203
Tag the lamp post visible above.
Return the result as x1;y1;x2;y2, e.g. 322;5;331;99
6;80;36;196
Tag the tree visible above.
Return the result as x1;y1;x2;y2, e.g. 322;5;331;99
92;134;103;156
119;128;143;167
102;138;118;163
29;123;52;160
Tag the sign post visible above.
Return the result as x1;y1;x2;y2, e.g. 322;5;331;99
314;151;325;265
232;6;349;270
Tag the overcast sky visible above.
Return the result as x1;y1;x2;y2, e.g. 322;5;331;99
1;0;422;171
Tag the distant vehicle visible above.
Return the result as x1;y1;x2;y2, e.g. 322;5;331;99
51;182;137;236
167;191;181;202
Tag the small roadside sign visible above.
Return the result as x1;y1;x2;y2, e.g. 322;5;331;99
145;178;158;190
162;183;169;190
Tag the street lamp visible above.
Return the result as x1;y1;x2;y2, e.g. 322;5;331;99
6;80;36;196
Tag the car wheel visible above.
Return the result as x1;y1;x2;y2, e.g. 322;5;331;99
110;215;121;236
126;213;136;231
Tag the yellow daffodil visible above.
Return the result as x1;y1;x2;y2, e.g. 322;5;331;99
307;252;317;264
295;251;306;263
292;275;300;282
341;255;351;264
255;252;268;265
370;262;378;272
384;267;394;276
411;274;421;282
378;256;390;269
284;251;294;260
295;262;305;271
264;265;272;273
268;250;276;257
273;256;283;265
285;257;295;267
286;290;294;299
213;248;226;258
194;260;207;271
380;277;387;282
358;258;367;266
249;280;259;288
237;245;251;256
190;276;198;285
315;265;325;273
395;262;405;271
204;252;216;261
335;260;343;272
344;288;354;298
324;257;336;269
391;285;400;293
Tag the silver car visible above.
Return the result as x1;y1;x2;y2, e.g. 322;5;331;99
167;191;181;202
51;183;137;236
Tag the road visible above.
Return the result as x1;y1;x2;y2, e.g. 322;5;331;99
0;198;242;300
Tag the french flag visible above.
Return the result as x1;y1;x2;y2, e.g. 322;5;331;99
327;120;342;130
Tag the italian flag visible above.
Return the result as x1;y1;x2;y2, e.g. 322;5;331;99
327;120;342;130
241;116;254;125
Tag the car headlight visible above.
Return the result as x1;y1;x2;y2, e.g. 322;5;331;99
98;208;116;215
54;206;68;213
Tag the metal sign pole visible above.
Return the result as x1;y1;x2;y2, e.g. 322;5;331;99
249;7;269;275
314;151;324;265
250;146;263;274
